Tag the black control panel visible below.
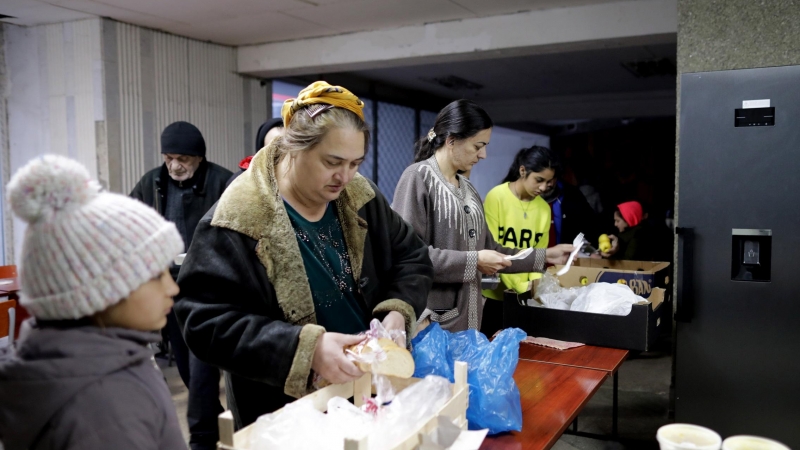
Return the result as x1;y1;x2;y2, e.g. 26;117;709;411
734;107;775;127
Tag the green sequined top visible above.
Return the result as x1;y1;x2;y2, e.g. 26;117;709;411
284;200;368;334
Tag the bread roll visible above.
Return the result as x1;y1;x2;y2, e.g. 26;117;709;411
348;338;415;378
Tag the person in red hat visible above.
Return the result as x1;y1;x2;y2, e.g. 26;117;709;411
609;200;657;261
226;118;284;187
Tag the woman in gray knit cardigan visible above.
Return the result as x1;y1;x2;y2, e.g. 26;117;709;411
392;100;574;332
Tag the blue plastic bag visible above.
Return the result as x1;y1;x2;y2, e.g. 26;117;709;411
410;321;453;381
411;324;526;435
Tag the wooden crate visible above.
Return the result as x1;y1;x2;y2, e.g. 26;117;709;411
218;361;469;450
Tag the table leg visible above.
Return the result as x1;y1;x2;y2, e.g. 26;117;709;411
612;371;619;437
563;370;619;442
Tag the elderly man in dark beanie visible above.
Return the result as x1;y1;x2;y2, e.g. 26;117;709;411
131;120;232;450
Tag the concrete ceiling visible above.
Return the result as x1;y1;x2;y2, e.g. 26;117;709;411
306;42;677;130
346;43;676;101
2;0;637;46
1;0;676;131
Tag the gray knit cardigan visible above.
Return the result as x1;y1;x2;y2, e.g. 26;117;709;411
392;156;545;331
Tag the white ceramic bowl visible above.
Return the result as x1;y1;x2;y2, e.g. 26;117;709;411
722;435;790;450
657;424;722;450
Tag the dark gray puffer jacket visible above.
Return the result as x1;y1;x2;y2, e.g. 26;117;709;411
0;322;186;450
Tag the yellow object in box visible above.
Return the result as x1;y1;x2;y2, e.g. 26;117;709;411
598;234;611;253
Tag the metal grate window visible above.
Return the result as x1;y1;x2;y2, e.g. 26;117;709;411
272;80;304;119
358;99;375;181
376;102;415;203
419;110;438;142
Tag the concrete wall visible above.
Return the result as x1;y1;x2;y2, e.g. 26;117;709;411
678;0;800;74
3;19;105;264
0;25;8;265
103;19;268;194
2;19;269;263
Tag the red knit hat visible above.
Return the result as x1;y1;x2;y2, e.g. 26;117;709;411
617;201;643;227
238;155;254;170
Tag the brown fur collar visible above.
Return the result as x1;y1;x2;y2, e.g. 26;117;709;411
211;140;375;326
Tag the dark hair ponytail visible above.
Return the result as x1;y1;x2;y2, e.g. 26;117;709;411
414;99;494;163
502;145;561;183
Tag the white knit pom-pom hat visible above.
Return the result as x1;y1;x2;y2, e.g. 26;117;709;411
7;155;184;320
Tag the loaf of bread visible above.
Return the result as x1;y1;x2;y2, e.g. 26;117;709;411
348;338;415;378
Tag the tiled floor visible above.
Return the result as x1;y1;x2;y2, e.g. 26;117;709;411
156;356;227;442
159;344;672;449
552;348;672;450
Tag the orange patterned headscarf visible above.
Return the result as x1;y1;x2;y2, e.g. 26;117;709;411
281;81;365;126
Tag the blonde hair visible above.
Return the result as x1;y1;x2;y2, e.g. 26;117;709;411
277;107;370;161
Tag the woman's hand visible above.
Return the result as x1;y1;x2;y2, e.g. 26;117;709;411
545;244;575;265
311;332;364;384
382;311;407;347
477;250;512;275
600;235;619;258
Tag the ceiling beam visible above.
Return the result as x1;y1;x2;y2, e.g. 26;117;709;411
239;0;677;78
483;90;677;123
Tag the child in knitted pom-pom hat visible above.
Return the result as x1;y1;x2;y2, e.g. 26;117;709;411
0;155;187;450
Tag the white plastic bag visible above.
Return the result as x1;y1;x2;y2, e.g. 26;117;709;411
345;319;407;406
570;282;647;316
535;271;581;310
534;272;648;316
369;375;453;450
245;375;453;450
247;398;334;450
327;396;374;442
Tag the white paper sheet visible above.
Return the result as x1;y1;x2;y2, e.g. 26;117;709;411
450;429;490;450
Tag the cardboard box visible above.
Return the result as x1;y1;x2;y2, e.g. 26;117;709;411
555;259;671;299
503;268;665;351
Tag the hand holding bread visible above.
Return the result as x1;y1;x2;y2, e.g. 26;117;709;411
346;337;415;378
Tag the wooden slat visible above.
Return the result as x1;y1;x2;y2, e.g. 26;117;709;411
218;363;470;450
218;411;235;447
344;435;368;450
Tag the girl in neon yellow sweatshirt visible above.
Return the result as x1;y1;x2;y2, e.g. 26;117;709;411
481;145;561;337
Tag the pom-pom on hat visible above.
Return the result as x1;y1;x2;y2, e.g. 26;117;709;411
7;155;184;320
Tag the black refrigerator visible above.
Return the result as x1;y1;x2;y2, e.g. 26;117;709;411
676;65;800;447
